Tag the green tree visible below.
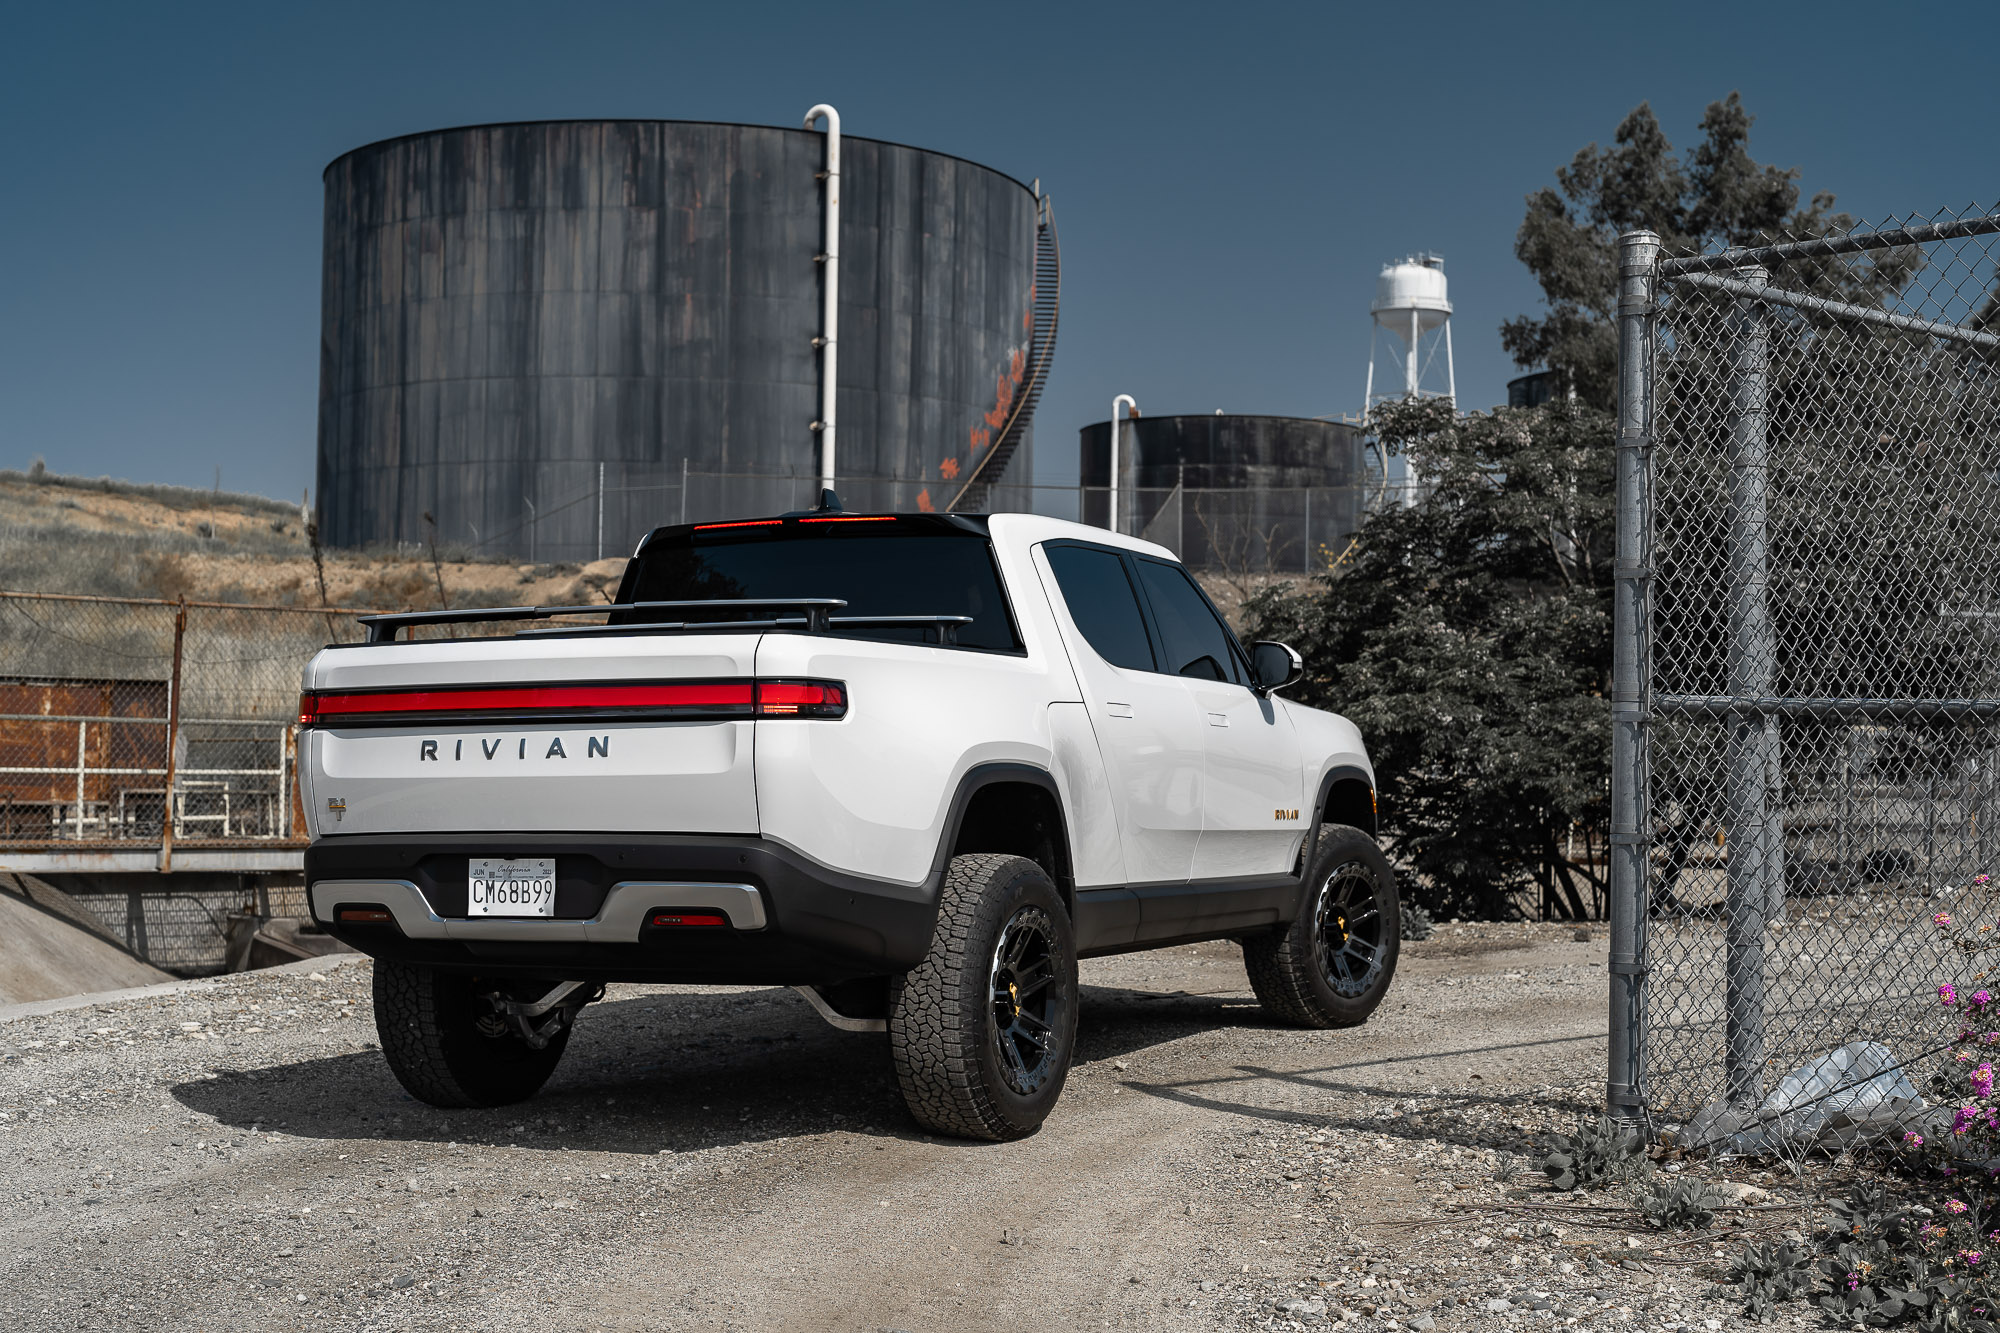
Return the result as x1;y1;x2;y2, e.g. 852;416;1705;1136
1250;94;1859;918
1504;92;1842;410
1250;397;1615;919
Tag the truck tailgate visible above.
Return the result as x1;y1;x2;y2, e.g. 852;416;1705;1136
300;633;759;838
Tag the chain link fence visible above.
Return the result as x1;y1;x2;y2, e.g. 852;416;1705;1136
351;458;1379;575
1609;207;2000;1133
0;592;370;856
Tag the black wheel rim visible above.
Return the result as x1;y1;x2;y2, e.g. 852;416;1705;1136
989;906;1061;1095
1314;859;1386;998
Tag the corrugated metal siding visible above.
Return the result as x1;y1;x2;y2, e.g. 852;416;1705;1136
317;121;1039;554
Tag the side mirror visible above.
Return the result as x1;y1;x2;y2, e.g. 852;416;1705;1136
1250;641;1303;696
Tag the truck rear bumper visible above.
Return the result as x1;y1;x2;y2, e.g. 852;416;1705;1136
304;833;938;985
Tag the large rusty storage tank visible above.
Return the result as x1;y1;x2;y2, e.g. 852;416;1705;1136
316;120;1053;559
1077;414;1372;573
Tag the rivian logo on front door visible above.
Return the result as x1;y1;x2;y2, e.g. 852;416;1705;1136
1275;808;1299;821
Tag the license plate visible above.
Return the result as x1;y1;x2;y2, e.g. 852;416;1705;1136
467;858;557;918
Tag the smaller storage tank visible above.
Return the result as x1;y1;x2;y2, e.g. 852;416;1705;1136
1077;414;1371;574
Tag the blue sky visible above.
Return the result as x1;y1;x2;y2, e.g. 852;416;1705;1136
2;1;1994;501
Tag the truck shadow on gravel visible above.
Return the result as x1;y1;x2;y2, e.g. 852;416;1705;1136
166;982;1263;1153
1120;1032;1604;1151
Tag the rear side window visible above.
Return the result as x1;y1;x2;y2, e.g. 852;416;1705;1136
1044;546;1155;671
1133;559;1245;684
619;521;1021;652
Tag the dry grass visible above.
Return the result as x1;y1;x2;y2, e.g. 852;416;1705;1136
0;470;625;609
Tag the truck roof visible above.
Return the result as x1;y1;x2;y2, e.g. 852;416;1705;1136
630;510;1178;563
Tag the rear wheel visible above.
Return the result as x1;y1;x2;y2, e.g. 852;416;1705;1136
1242;823;1400;1027
889;853;1078;1141
372;960;576;1108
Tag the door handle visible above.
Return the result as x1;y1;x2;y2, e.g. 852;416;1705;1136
1105;702;1135;718
1206;712;1229;727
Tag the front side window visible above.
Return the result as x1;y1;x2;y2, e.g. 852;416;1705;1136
1044;545;1156;671
1133;559;1245;684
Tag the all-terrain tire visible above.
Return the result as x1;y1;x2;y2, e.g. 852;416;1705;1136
372;960;572;1108
1243;823;1400;1028
889;854;1079;1141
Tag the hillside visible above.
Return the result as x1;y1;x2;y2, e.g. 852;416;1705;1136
0;467;627;609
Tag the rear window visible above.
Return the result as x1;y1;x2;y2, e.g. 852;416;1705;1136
616;517;1022;653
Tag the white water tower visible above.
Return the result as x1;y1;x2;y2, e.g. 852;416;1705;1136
1364;253;1455;407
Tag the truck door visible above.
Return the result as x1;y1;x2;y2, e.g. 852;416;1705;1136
1036;543;1204;885
1129;557;1305;882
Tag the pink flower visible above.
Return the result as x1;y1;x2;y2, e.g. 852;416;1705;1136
1964;1250;1985;1265
1978;873;1992;885
1945;984;1962;1005
1948;1198;1971;1214
1939;912;1957;926
1906;1131;1927;1146
1978;990;1994;1009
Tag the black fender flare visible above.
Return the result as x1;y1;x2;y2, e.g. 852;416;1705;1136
1276;764;1377;922
1312;764;1377;836
924;760;1074;901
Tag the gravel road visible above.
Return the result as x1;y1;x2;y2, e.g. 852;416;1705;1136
0;924;1813;1331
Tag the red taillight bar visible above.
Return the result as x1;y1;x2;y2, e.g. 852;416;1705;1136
298;679;847;727
796;515;898;524
753;680;846;717
692;519;783;531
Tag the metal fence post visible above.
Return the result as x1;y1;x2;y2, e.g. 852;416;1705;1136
158;596;187;874
73;720;87;839
1609;229;1659;1120
1724;264;1773;1108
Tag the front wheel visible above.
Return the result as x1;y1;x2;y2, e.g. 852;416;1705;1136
889;854;1079;1141
1242;823;1400;1027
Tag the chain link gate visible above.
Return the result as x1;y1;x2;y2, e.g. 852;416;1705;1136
1610;208;2000;1127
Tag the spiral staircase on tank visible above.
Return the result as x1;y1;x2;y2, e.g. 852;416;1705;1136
947;194;1061;513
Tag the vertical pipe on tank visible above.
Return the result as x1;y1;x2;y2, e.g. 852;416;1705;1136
1109;395;1138;534
805;105;842;495
1363;321;1376;409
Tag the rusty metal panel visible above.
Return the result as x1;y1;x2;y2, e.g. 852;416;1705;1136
0;677;169;811
317;121;1040;557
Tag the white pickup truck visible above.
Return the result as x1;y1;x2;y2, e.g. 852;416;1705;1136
300;502;1396;1140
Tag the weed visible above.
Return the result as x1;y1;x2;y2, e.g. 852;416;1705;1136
1399;901;1435;942
1726;1241;1815;1323
1541;1115;1652;1190
1631;1175;1726;1230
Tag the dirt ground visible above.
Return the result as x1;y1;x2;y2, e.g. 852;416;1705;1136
0;924;1813;1332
